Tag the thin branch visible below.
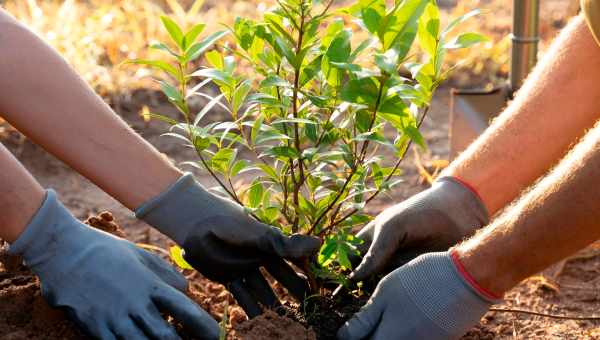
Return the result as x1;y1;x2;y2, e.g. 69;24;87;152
308;77;388;235
324;106;431;232
489;307;600;321
290;2;308;232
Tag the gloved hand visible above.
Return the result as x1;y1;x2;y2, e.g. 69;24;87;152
9;190;219;340
350;177;488;281
338;251;499;340
135;173;321;318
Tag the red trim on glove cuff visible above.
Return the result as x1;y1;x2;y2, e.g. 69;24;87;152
450;249;502;301
450;176;485;205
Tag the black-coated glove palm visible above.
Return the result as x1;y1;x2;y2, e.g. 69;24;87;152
136;174;321;317
350;177;489;281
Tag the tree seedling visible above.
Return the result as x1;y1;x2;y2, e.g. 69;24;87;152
130;0;486;289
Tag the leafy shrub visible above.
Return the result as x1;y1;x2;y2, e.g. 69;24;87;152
130;0;485;286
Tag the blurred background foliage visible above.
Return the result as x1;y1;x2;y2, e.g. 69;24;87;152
0;0;581;96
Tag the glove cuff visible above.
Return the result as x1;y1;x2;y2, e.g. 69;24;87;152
135;173;212;245
449;249;503;301
435;176;490;232
8;190;80;268
401;252;500;337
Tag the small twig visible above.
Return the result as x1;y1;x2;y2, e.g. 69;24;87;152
490;307;600;321
325;106;431;231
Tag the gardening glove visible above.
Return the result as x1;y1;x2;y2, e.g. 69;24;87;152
135;173;321;318
9;190;219;340
338;251;499;340
350;176;488;282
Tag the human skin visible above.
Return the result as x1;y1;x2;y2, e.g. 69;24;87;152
0;143;46;242
0;8;181;222
456;117;600;295
443;15;600;215
449;14;600;295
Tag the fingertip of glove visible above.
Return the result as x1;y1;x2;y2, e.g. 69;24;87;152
336;324;351;340
283;234;322;258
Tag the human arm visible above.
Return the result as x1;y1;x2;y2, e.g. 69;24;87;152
0;143;219;339
339;98;600;340
0;8;319;317
350;13;600;280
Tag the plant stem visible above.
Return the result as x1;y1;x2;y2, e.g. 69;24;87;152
307;77;387;235
322;106;430;234
291;2;307;232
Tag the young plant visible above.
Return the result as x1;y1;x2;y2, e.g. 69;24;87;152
131;0;486;286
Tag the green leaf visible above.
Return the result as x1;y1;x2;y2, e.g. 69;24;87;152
355;110;373;133
260;146;300;159
192;68;234;86
251;116;264;144
150;43;180;58
193;93;226;127
160;16;185;48
337;242;353;270
232;80;252;115
159;81;183;102
234;17;256;50
340;77;380;107
184;23;207;50
417;1;440;57
127;59;180;81
211;148;235;174
248;179;264;208
318;238;337;267
326;29;352;63
271;118;317;125
274;36;297;67
143;112;178;125
255;129;291;144
322;18;344;47
361;1;386;35
260;75;292;88
257;163;279;181
444;32;488;49
374;49;399;74
186;30;229;62
170;246;194;270
205;50;224;69
382;0;429;54
442;9;481;37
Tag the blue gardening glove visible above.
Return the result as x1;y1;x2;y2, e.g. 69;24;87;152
9;190;219;340
350;177;489;281
135;173;321;318
338;252;499;340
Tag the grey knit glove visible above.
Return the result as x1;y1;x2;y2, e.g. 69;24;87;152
9;190;218;340
338;252;498;340
351;177;488;281
135;173;321;318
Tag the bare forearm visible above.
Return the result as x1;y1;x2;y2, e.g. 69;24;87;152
0;143;45;242
444;15;600;215
456;119;600;295
0;10;181;209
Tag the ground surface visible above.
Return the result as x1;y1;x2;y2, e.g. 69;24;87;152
2;85;600;339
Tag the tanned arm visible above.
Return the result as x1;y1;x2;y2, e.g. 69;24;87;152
457;117;600;294
444;15;600;214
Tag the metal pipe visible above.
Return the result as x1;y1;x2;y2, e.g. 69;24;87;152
510;0;540;92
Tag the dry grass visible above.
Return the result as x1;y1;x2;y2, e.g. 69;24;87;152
1;0;270;95
1;0;581;95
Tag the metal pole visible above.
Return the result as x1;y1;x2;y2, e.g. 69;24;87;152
510;0;540;92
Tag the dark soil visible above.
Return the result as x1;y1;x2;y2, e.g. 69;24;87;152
291;290;369;340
